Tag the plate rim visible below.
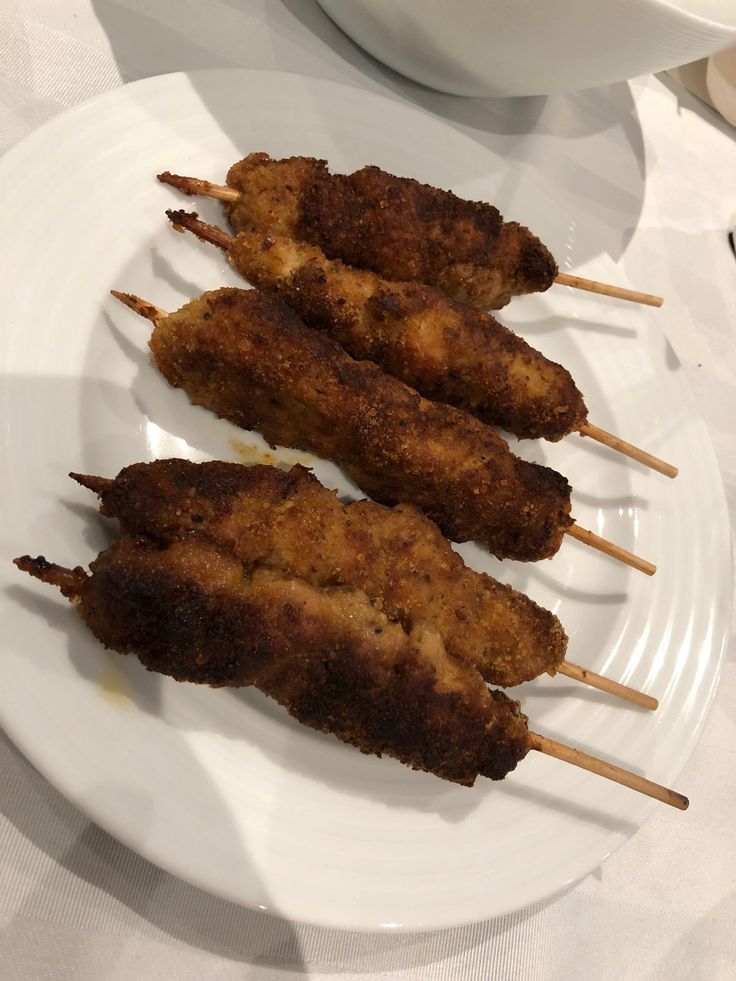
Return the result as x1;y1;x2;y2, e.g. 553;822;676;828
0;66;732;932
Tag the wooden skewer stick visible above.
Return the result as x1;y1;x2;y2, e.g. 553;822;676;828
158;171;240;203
157;172;663;309
566;522;655;576
557;662;657;710
579;422;677;478
579;422;678;478
555;271;663;308
167;209;234;250
111;291;656;578
529;732;688;809
110;290;167;321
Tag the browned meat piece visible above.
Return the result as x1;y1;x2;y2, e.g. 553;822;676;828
221;153;557;309
71;460;568;687
15;538;531;785
168;211;586;440
134;286;572;560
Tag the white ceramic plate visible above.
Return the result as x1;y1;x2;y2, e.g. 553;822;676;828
0;69;730;931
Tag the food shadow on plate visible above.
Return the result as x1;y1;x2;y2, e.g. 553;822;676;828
570;485;649;512
520;680;647;712
6;582;165;719
495;779;638;837
568;428;664;483
150;246;207;300
59;499;117;554
507;313;638;341
103;312;245;464
476;547;629;607
221;683;492;823
223;686;643;834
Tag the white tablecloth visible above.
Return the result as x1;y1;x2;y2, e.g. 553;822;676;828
2;2;735;978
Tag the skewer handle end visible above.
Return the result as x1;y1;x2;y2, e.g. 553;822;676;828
529;732;688;810
555;272;663;308
566;522;656;576
558;661;658;711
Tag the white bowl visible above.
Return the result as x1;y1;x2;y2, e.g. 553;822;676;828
317;0;736;97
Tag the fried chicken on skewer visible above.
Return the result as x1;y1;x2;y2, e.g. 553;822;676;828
71;460;658;707
167;209;585;441
110;286;656;574
13;541;685;805
70;459;568;688
166;211;677;479
158;155;664;309
15;537;530;785
113;286;573;562
161;153;556;310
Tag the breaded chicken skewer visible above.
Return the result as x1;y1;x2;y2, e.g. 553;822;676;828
69;458;656;708
14;543;684;805
109;286;655;575
166;209;677;478
157;155;663;308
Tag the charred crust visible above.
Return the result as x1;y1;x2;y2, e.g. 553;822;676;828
75;534;530;785
517;232;558;290
14;554;88;597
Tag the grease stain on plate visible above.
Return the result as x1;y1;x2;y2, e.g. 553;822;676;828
229;438;315;470
98;657;132;708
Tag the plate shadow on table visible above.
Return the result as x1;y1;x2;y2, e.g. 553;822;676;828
3;733;583;975
89;0;649;270
0;732;312;969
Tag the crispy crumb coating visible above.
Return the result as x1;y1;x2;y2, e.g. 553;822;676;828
73;460;568;686
147;288;573;561
224;153;558;309
15;539;531;785
226;228;587;440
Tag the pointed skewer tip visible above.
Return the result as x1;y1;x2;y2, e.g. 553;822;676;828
110;290;166;322
69;472;113;494
165;209;234;251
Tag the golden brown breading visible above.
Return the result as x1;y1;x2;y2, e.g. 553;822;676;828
224;153;557;309
72;460;568;686
15;538;531;785
209;223;587;440
146;287;572;561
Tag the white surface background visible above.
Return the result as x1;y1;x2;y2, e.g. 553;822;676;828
1;2;735;979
